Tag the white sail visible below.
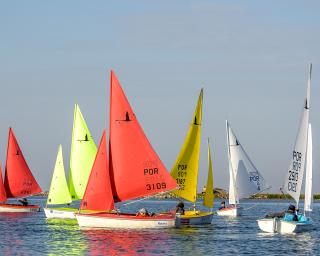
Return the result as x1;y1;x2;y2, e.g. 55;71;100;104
236;160;258;199
226;121;269;204
304;124;312;212
282;64;311;207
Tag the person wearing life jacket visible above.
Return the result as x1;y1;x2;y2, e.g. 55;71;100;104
286;204;299;221
176;201;185;215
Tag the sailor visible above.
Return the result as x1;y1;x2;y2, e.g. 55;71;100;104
219;201;226;210
286;204;299;221
18;198;28;206
136;208;149;217
175;201;185;215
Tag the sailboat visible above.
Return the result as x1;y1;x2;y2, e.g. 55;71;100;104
44;104;97;219
0;128;42;212
257;64;313;234
217;121;270;217
75;71;178;229
170;89;214;225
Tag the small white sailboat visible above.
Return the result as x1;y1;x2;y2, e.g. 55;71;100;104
217;121;270;217
257;64;313;234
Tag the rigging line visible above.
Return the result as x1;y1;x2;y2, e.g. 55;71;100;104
121;188;178;206
242;203;260;211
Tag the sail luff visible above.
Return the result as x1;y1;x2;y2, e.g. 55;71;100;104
203;138;214;208
282;64;311;207
170;89;203;203
47;145;72;205
304;124;312;212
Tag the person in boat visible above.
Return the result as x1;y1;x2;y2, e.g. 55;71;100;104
285;204;299;221
18;198;28;206
136;208;149;217
219;201;226;210
175;201;185;215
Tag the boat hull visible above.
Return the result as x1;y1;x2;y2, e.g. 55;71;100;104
0;203;40;213
76;212;176;229
257;218;312;234
176;211;213;226
216;206;241;217
44;207;77;219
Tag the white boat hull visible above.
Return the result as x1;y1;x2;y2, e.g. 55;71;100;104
0;204;40;213
76;213;176;229
257;218;312;234
44;208;77;219
216;206;241;217
176;211;213;226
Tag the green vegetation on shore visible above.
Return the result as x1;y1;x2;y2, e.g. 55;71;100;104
36;189;320;200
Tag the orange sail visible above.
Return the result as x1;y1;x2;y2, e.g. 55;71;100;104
4;128;42;198
0;163;7;202
109;71;177;202
80;130;115;211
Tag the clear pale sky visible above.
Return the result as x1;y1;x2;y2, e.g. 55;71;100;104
0;1;319;193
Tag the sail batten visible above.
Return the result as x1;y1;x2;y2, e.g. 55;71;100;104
69;104;97;200
109;71;177;202
47;145;72;205
4;128;42;198
170;89;203;203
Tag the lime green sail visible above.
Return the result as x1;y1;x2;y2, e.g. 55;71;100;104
69;104;97;200
171;89;203;203
47;145;72;205
203;138;214;208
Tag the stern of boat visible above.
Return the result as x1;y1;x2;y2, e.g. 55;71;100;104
176;211;213;226
44;208;77;219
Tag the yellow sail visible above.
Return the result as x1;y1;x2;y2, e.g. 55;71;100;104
170;89;203;202
203;139;214;208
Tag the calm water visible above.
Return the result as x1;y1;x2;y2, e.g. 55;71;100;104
0;197;319;255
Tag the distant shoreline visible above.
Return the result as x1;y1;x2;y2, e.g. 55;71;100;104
34;189;320;200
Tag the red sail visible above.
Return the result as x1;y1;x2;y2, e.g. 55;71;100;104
80;130;115;211
4;128;42;198
0;163;7;202
109;71;177;202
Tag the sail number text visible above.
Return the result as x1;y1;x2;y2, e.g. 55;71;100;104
288;151;302;192
144;167;167;191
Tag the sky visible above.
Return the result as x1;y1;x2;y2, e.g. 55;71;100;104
0;1;320;193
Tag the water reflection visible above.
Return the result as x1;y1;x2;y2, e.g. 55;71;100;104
82;229;172;256
45;220;87;255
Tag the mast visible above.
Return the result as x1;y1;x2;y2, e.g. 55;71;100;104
304;124;312;214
